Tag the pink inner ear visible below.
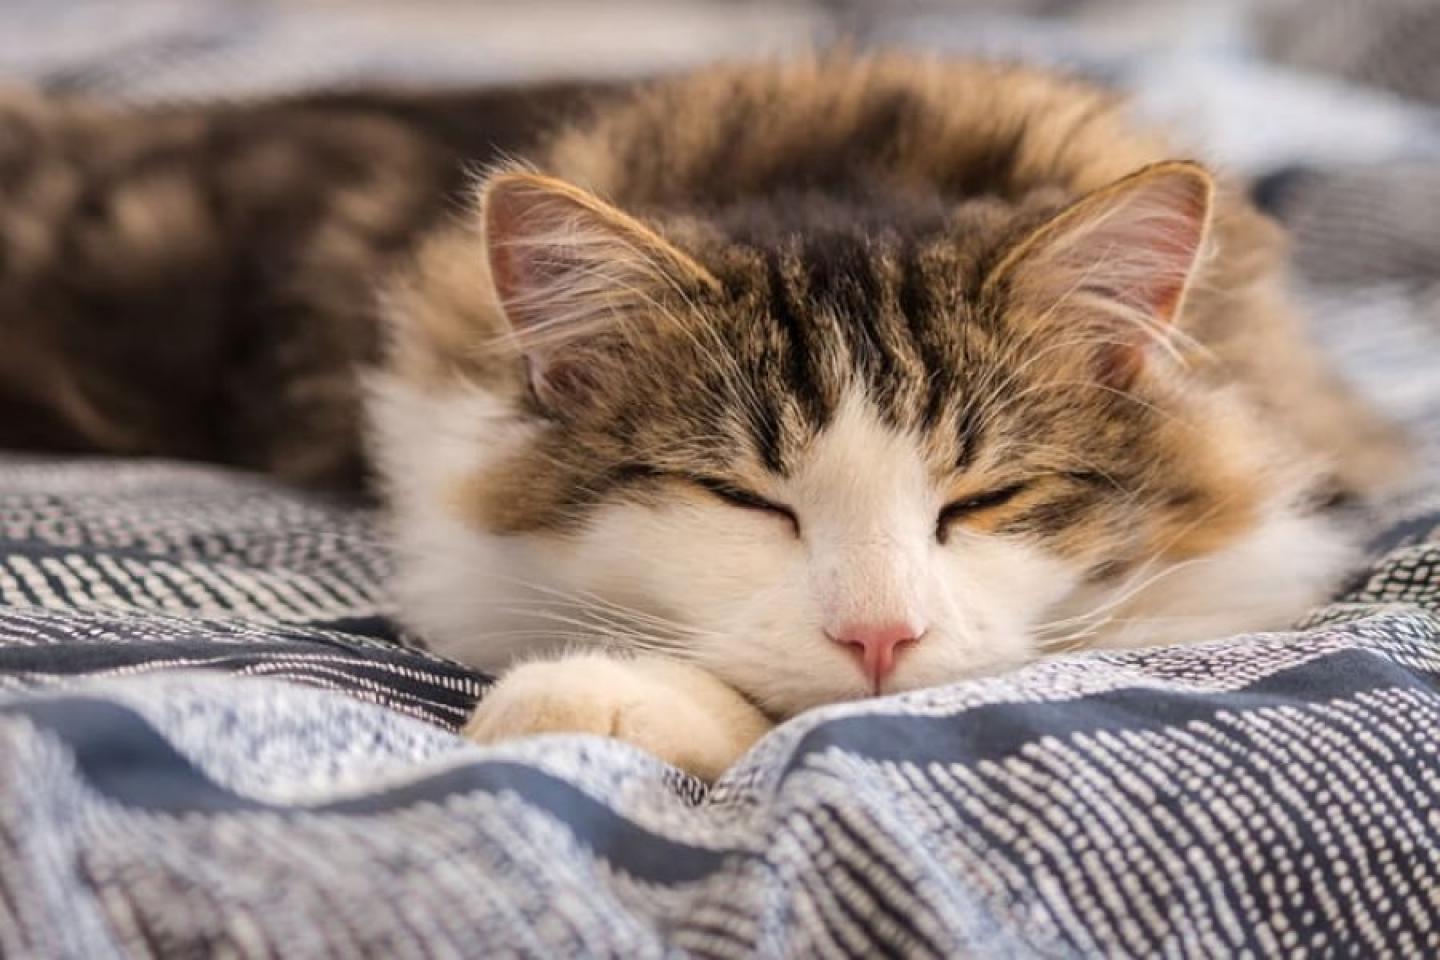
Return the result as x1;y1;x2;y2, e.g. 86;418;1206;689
483;180;578;336
481;179;610;408
1001;165;1213;390
1059;169;1212;326
480;173;717;411
1120;178;1210;323
484;187;525;302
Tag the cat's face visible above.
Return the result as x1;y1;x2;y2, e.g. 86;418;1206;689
376;164;1332;717
515;388;1084;713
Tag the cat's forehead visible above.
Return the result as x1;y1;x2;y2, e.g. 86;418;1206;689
611;208;1082;479
642;237;996;475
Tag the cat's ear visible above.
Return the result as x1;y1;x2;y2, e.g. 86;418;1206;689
986;162;1214;389
482;172;719;410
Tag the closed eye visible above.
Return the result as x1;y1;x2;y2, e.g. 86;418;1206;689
690;475;800;536
937;483;1026;541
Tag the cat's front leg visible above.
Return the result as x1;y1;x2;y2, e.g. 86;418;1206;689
462;652;772;780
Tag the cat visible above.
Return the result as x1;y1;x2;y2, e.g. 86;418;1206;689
0;56;1411;780
368;56;1411;779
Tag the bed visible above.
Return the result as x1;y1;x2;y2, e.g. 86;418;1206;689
3;1;1440;955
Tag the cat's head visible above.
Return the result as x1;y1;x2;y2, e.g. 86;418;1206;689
373;162;1332;716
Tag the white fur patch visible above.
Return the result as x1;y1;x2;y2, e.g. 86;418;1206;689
365;374;557;668
1053;501;1354;652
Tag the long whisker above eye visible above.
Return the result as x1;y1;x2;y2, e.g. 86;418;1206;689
1007;377;1197;432
556;256;769;429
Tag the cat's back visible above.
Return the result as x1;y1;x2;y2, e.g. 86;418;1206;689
0;82;600;485
542;57;1170;213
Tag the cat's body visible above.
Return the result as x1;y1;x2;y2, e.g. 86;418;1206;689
0;82;601;486
0;57;1412;778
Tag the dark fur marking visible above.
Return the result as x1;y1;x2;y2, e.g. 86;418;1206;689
749;403;788;477
953;395;984;472
998;489;1104;537
764;250;826;431
943;123;1027;197
1085;558;1132;584
896;243;956;433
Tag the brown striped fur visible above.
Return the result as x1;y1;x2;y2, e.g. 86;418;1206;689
0;81;607;485
384;57;1406;581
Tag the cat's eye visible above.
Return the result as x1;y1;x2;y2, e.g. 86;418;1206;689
937;483;1026;541
691;476;800;535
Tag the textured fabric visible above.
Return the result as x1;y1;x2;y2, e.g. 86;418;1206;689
2;459;1440;957
4;2;1440;958
0;459;484;729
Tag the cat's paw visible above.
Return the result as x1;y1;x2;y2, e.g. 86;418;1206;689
462;653;771;780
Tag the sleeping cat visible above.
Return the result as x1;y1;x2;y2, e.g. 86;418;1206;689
0;56;1410;779
369;57;1410;778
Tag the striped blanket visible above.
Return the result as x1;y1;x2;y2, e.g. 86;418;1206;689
4;1;1440;956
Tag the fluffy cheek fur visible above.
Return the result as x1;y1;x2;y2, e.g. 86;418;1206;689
368;376;554;668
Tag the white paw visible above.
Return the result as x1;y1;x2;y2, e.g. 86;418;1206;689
462;653;771;780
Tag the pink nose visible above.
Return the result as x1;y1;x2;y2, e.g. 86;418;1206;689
829;621;924;688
